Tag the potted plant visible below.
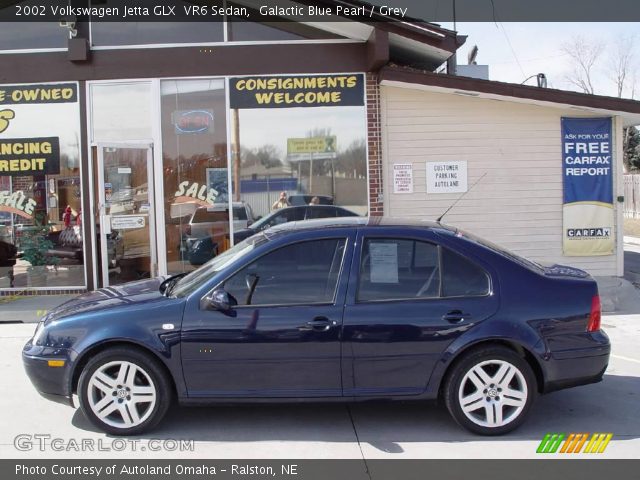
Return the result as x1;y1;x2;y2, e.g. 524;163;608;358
20;217;59;288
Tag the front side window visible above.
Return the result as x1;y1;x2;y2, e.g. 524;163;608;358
224;238;346;306
357;238;490;302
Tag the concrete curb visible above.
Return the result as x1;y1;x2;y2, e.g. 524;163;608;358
624;235;640;246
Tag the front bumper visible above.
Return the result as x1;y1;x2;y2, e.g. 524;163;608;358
22;342;75;407
543;330;611;393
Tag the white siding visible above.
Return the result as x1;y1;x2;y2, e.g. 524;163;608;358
381;86;622;276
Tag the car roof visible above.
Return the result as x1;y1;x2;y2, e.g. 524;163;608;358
265;216;457;236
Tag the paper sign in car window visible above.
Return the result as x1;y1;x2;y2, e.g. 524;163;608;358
370;242;399;283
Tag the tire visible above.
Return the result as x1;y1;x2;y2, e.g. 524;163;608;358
78;347;172;436
444;345;537;435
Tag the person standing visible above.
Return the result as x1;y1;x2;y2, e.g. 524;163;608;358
271;191;290;210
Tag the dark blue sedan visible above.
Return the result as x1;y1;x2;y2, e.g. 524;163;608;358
23;218;610;436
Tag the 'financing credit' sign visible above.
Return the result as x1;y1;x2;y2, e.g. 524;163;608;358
562;117;614;256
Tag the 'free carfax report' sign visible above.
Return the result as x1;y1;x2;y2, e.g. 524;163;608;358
562;117;614;256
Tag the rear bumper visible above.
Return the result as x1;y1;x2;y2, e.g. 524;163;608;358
543;330;610;393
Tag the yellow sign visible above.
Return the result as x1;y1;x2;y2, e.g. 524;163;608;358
230;75;364;109
0;109;15;133
287;136;337;155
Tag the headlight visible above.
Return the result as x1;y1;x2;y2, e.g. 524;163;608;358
32;321;46;346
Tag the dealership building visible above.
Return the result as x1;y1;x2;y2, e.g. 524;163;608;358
1;4;640;294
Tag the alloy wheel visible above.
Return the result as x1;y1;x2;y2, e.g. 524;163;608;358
457;359;528;428
86;360;157;429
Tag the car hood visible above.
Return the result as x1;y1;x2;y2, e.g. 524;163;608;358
44;277;168;325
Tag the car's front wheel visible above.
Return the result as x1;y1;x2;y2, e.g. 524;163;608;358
78;347;172;435
444;346;536;435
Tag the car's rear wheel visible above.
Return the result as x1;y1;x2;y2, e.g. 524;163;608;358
444;346;536;435
78;347;172;435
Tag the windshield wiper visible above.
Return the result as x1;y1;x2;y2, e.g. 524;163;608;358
160;273;188;297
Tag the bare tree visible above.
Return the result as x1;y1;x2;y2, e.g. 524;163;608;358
608;35;637;98
561;36;604;94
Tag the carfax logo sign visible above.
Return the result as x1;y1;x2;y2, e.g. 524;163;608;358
229;74;364;108
562;117;614;256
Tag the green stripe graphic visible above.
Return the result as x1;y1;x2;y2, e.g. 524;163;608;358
537;433;552;453
549;433;566;453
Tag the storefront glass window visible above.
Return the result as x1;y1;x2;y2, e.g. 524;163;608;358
90;83;152;141
160;79;228;274
228;74;368;239
0;20;67;51
0;82;84;289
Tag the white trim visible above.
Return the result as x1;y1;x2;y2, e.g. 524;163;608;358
151;79;167;277
89;38;362;51
224;77;235;247
615;115;625;277
380;83;390;214
0;48;66;55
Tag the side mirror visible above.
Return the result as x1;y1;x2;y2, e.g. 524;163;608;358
200;289;237;314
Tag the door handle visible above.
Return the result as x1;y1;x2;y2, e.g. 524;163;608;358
302;317;336;332
442;310;470;323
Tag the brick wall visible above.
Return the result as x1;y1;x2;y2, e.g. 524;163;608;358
366;72;383;216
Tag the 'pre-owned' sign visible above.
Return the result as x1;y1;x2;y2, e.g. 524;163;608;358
0;137;60;175
229;74;364;108
0;83;77;104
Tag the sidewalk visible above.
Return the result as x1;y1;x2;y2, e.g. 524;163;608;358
0;295;76;323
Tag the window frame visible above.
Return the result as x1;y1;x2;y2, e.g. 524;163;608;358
205;236;350;309
355;235;492;305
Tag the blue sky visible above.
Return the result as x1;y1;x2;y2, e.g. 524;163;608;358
441;22;639;98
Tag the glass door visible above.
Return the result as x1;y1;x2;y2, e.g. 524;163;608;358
96;144;156;287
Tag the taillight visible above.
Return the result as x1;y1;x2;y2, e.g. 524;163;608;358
587;295;601;332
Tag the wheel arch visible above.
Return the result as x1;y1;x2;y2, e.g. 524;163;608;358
436;339;546;398
70;340;177;397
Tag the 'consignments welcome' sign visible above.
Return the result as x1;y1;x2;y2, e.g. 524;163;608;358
229;74;364;108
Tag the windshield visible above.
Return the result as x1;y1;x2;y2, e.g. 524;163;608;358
170;233;268;298
249;210;287;231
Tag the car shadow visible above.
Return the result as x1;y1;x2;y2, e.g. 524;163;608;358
70;373;639;452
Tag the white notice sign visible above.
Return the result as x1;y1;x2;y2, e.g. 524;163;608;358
393;163;413;194
111;215;146;230
426;161;468;194
369;242;399;284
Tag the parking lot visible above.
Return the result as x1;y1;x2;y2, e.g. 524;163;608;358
0;306;638;460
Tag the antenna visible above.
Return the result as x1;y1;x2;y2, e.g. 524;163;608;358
468;45;479;65
436;172;487;223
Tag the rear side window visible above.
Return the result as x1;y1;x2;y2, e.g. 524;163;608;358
357;238;490;302
441;248;490;297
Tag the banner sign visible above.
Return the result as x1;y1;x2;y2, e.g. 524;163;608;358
562;117;614;256
229;74;364;109
0;83;77;105
0;137;60;176
287;136;337;155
